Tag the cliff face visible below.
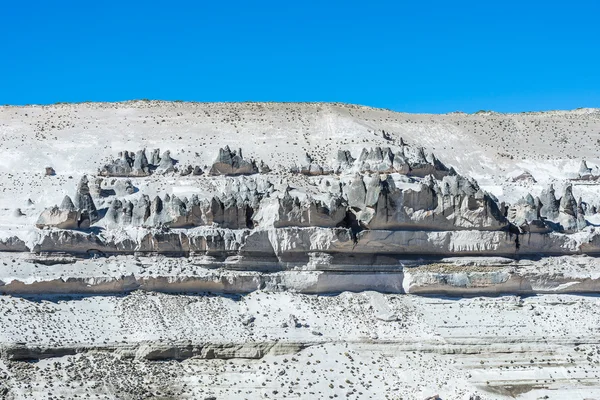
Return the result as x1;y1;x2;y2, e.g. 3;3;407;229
3;102;600;399
1;102;600;281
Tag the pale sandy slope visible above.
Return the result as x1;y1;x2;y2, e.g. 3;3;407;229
2;291;600;400
0;101;599;188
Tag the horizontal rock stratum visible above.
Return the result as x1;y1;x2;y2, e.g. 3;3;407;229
2;101;600;400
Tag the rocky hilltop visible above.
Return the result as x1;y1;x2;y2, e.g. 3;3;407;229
2;102;600;399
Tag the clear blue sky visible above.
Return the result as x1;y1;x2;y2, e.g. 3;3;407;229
1;0;599;113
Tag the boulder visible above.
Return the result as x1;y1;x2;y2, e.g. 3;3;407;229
36;206;79;229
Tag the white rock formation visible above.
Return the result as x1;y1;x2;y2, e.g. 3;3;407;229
2;101;600;399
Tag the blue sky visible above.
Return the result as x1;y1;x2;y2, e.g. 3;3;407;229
1;0;598;113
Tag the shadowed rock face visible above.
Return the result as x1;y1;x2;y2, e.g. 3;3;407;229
523;184;589;233
210;146;264;176
60;195;76;211
540;185;560;221
132;149;149;175
74;176;98;222
556;185;588;232
28;136;600;259
343;173;508;231
291;146;452;179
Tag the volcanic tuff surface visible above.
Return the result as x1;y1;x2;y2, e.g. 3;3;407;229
2;101;600;399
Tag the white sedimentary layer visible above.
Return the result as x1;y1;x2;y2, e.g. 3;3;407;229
3;102;600;399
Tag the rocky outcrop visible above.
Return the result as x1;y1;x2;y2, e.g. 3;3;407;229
155;151;176;174
35;193;96;230
344;173;508;231
104;199;134;228
253;191;347;228
579;160;593;179
100;149;174;177
102;192;260;230
36;205;80;229
334;150;355;172
132;149;149;175
209;146;264;176
506;194;550;233
36;177;99;230
540;185;560;220
296;153;334;176
510;171;537;183
29;138;600;264
100;151;140;177
290;145;452;179
358;147;395;173
558;185;587;232
73;176;98;225
0;236;28;251
356;146;452;179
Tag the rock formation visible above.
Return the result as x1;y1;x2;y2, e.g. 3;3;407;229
100;149;162;177
155;150;176;174
291;145;452;179
209;146;264;176
506;194;550;233
540;184;560;221
579;160;593;179
36;178;100;229
35;204;79;229
297;153;334;176
73;176;98;223
343;173;508;231
9;102;600;400
558;185;587;232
